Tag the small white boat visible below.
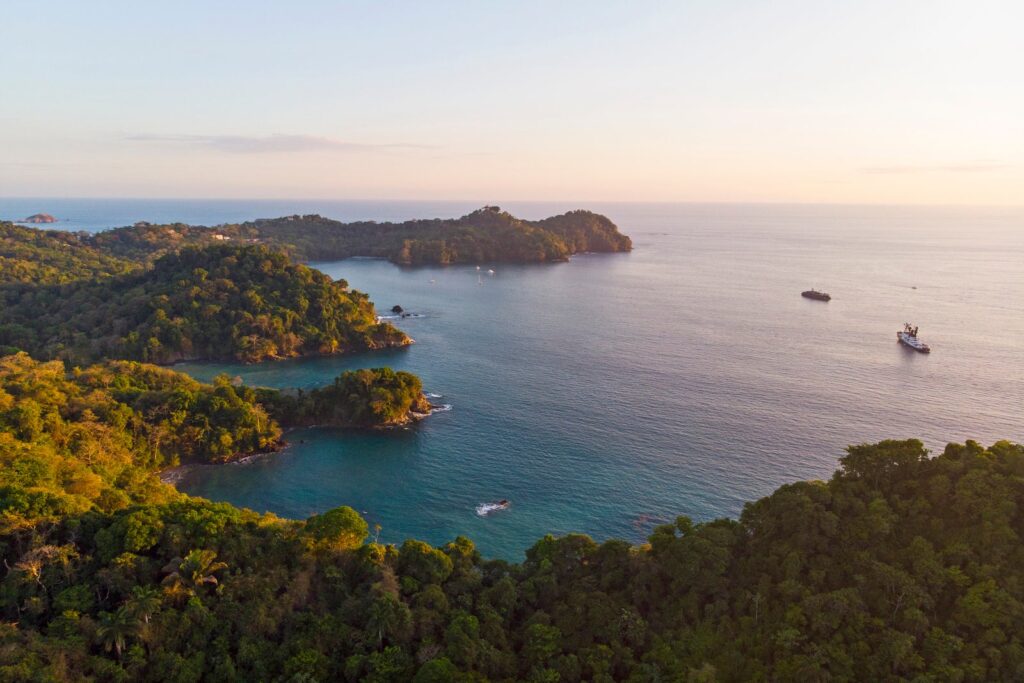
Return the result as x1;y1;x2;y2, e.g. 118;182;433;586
476;499;510;516
487;269;495;275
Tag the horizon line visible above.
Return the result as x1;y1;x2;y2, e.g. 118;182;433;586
2;195;1023;211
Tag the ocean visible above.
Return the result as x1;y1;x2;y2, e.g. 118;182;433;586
3;198;1022;559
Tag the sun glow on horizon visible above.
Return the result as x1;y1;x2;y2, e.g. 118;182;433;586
2;1;1022;205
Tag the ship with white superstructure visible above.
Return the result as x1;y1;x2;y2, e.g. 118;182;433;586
897;323;931;353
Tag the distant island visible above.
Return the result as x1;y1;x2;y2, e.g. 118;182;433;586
0;243;409;364
85;205;633;265
17;212;58;224
0;207;631;286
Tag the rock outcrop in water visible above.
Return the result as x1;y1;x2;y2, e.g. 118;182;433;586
19;213;57;224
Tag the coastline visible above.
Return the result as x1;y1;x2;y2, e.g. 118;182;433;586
279;398;444;431
159;398;446;485
159;442;290;484
164;335;413;368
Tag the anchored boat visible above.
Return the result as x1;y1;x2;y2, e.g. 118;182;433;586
801;289;831;301
897;323;931;353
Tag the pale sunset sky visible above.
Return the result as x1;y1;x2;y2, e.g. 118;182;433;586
1;1;1021;204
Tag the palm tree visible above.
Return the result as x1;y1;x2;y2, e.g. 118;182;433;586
161;549;228;605
95;607;138;659
366;595;409;649
126;585;162;624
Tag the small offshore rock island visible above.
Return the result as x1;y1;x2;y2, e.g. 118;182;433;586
17;213;58;224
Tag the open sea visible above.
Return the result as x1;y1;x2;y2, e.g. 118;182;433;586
3;198;1022;559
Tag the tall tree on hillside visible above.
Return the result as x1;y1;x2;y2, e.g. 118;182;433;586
161;549;227;605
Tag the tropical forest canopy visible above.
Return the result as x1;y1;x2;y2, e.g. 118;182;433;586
0;222;137;285
1;387;1021;682
0;244;409;364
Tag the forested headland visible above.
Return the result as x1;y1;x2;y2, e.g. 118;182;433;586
0;244;409;364
2;377;1020;683
257;367;431;428
2;206;632;271
0;353;429;474
228;206;634;265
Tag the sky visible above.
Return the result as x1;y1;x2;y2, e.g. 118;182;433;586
1;0;1022;204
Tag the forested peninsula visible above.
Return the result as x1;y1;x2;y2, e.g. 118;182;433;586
1;357;1020;682
2;206;632;270
0;354;430;472
0;244;409;364
224;206;634;265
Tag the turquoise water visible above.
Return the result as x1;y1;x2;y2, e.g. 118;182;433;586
5;197;1020;558
156;202;1024;559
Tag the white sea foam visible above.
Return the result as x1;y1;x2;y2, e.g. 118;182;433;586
476;501;508;516
431;404;453;414
426;392;444;399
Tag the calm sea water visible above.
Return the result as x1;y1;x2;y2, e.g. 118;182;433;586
4;198;1022;559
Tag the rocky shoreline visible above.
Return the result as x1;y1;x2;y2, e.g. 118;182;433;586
158;395;447;485
159;441;290;484
162;334;413;367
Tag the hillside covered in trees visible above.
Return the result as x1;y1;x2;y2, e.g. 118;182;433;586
0;222;137;285
78;206;633;266
0;244;410;364
0;353;431;474
0;352;431;535
1;373;1021;683
0;353;275;531
237;206;633;265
